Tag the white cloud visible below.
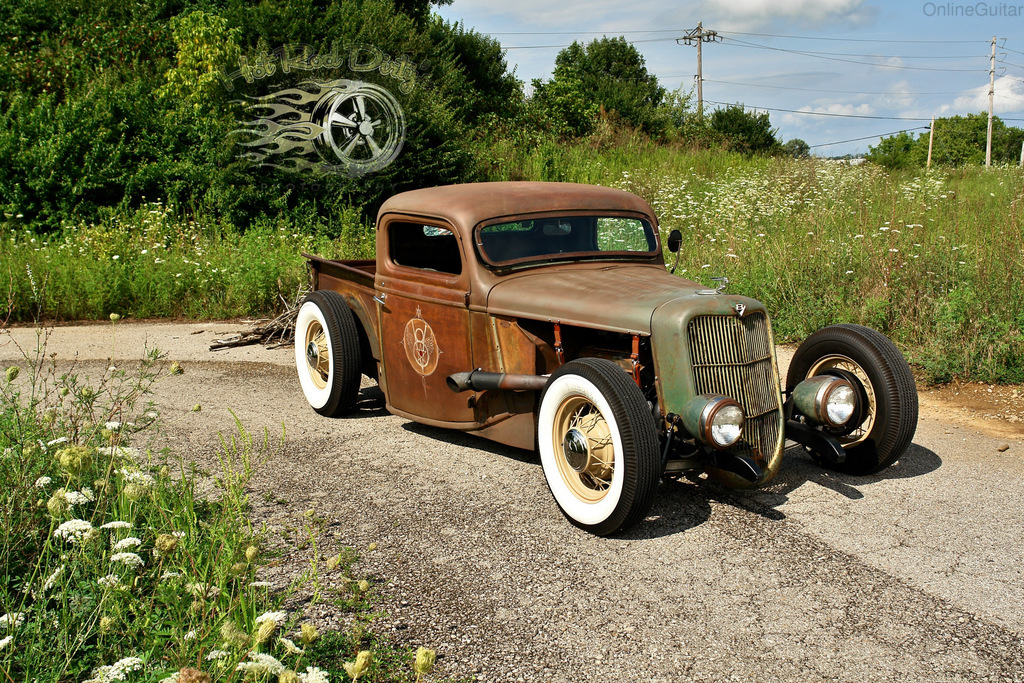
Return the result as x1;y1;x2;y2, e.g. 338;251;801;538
697;0;878;31
952;76;1024;115
802;102;875;116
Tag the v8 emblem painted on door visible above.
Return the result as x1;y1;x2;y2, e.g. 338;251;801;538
401;308;441;376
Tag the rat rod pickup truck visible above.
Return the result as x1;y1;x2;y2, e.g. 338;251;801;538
296;182;918;535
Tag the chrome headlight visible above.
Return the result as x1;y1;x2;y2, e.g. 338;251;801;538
792;375;857;428
682;394;745;449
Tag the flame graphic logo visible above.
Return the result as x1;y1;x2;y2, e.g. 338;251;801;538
233;78;405;176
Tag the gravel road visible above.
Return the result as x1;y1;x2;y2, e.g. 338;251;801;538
3;321;1023;682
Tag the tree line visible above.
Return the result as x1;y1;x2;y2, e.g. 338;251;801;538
0;0;1004;232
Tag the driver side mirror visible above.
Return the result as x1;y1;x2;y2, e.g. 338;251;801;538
666;229;682;253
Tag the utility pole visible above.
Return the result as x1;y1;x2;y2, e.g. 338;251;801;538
986;35;995;168
678;22;720;120
927;116;935;170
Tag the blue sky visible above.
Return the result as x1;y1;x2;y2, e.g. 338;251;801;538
436;0;1024;156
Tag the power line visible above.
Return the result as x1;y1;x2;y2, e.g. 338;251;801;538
486;29;682;35
721;30;983;44
722;36;989;72
809;127;930;148
701;78;981;97
503;36;677;49
704;100;933;121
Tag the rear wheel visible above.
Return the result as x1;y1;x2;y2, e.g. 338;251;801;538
787;324;918;474
538;358;660;536
294;291;362;416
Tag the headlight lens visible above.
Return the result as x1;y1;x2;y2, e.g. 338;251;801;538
825;383;856;425
681;395;746;450
710;404;744;448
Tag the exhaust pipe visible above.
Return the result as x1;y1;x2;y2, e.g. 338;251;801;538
446;370;548;393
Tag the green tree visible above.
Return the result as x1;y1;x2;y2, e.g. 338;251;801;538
864;131;921;169
532;36;667;137
782;138;811;159
868;115;1024;168
709;104;781;155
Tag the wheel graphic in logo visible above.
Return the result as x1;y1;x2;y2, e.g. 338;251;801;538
311;81;405;177
402;312;439;376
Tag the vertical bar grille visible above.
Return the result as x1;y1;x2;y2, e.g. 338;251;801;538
687;313;783;465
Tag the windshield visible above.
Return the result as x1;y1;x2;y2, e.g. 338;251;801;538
477;216;658;266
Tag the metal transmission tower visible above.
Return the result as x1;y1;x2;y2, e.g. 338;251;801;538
678;22;720;120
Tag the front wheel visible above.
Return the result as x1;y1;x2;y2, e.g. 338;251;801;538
787;324;918;474
538;358;660;536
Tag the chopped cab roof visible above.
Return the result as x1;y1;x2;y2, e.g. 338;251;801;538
376;182;657;235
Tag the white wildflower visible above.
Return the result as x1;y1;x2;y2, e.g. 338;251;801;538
64;489;94;506
184;629;197;641
236;652;285;675
0;636;11;652
97;575;122;589
0;613;25;629
117;469;155;487
42;565;65;592
161;571;181;580
101;521;132;530
83;656;144;683
158;675;179;683
34;476;52;488
255;610;287;625
54;519;95;544
299;666;330;683
112;537;142;551
104;421;122;431
110;552;144;568
279;636;304;654
172;531;185;538
206;649;230;661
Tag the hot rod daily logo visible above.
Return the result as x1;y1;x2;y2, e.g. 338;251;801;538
221;44;415;177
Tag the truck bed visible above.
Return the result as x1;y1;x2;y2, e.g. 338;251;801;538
304;254;376;289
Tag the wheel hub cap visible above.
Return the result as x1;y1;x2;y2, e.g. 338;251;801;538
562;428;590;472
306;341;319;366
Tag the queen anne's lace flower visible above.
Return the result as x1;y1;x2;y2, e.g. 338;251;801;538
0;613;25;629
97;575;122;589
101;521;133;530
236;652;285;675
83;656;144;683
0;636;11;652
112;537;142;551
255;610;287;625
34;476;52;488
205;650;229;661
110;552;144;568
54;520;95;544
299;667;330;683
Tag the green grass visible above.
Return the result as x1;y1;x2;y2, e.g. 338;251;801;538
0;329;440;682
3;143;1023;384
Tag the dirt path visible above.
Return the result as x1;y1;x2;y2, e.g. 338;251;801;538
3;322;1023;682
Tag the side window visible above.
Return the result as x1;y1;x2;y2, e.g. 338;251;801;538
389;222;463;275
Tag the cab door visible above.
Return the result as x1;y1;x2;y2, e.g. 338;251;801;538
375;219;475;425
